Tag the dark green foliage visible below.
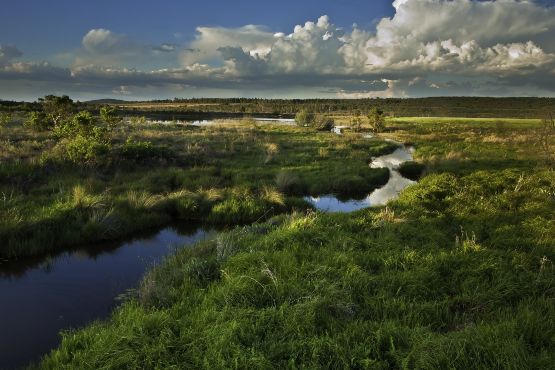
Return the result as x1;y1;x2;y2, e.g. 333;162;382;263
368;107;386;133
39;95;74;128
398;161;426;180
81;97;555;118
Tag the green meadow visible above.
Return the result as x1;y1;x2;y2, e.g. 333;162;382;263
18;112;552;369
0;115;394;260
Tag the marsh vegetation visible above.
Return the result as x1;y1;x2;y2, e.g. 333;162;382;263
37;113;554;369
0;101;395;261
0;98;553;369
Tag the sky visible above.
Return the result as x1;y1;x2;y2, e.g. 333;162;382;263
1;0;555;101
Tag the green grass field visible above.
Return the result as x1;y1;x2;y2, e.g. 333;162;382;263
31;116;555;369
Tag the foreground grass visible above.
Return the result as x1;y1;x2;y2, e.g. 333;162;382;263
38;117;554;369
0;119;395;260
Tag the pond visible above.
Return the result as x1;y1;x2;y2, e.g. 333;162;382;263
305;145;416;212
0;225;212;369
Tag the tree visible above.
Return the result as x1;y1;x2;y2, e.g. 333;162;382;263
39;95;74;128
295;110;314;127
351;109;363;132
368;107;385;133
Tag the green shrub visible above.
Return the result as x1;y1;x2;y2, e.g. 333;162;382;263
24;111;50;131
52;112;112;164
63;135;110;163
398;161;426;180
0;112;11;128
295;110;315;127
54;111;99;139
100;106;122;129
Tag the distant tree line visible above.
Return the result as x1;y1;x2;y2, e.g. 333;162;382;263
106;97;555;119
2;96;554;118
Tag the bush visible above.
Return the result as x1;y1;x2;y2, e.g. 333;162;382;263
0;112;11;128
52;112;112;164
63;135;110;164
129;116;148;125
398;161;426;181
54;111;100;139
295;110;315;127
100;106;122;129
24;111;50;131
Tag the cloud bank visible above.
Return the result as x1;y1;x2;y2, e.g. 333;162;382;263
1;0;555;99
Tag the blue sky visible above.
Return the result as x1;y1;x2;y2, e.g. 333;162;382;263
1;0;555;100
1;1;392;48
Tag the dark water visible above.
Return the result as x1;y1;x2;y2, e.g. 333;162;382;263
305;145;416;212
0;225;210;369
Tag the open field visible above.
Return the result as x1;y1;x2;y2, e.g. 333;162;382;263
31;115;555;369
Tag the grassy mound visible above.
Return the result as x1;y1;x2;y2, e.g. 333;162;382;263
398;161;425;181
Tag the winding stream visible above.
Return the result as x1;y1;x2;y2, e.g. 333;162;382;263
0;226;211;369
0;124;417;368
305;144;416;212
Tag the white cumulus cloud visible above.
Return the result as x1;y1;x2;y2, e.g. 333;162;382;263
2;0;555;99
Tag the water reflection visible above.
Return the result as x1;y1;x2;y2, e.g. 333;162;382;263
0;225;211;369
306;144;416;212
125;117;296;127
370;146;415;168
